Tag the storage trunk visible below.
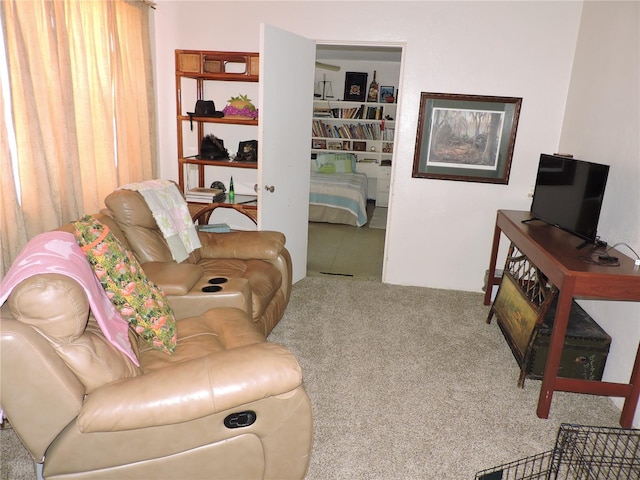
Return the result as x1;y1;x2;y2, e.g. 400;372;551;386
526;299;611;381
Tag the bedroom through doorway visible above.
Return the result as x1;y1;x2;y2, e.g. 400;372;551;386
307;43;402;281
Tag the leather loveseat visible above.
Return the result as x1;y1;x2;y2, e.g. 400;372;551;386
103;188;292;336
0;211;312;479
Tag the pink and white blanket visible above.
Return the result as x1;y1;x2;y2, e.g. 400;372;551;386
0;231;139;366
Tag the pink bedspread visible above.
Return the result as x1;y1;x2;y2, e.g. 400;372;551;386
0;231;139;366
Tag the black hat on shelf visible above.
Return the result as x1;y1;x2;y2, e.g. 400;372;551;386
235;140;258;162
187;100;224;130
199;134;229;160
188;99;224;118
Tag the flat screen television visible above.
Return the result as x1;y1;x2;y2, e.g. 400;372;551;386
530;154;609;246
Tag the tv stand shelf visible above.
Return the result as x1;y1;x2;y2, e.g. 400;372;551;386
484;209;640;428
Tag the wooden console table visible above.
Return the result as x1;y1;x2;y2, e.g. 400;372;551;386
484;209;640;427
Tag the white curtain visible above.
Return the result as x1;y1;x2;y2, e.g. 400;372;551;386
1;0;156;277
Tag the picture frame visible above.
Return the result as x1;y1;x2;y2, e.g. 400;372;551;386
312;139;326;149
328;141;343;150
492;273;539;361
488;242;558;387
343;72;368;102
380;86;395;103
412;92;522;184
353;141;367;152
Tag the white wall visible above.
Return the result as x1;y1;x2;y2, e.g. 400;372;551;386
557;1;640;427
151;0;639;428
153;0;582;289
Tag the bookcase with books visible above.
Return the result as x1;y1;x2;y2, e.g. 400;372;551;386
311;99;396;165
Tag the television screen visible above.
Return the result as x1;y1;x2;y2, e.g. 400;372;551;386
530;154;609;244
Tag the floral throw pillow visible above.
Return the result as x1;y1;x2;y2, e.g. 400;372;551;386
73;216;177;354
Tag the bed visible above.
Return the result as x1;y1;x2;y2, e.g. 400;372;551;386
308;153;369;227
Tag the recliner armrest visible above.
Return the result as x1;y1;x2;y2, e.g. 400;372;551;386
77;342;302;432
141;262;203;295
198;231;286;261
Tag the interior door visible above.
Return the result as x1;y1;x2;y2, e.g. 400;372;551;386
258;24;315;283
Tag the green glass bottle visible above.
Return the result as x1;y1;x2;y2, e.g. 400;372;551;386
228;176;235;201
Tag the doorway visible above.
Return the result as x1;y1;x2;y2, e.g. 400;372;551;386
307;43;403;281
307;200;386;280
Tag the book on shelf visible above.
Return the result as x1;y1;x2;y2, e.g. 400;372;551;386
314;105;367;119
186;194;226;203
366;106;384;120
185;187;226;203
313;107;332;118
312;121;382;141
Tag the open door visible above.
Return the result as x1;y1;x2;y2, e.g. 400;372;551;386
258;24;315;283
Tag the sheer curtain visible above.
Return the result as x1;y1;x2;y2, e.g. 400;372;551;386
0;0;156;277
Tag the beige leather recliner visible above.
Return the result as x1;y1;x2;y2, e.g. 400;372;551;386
0;213;312;479
103;188;292;336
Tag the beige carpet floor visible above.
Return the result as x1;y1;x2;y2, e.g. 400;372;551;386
1;277;626;479
269;277;625;479
1;424;34;480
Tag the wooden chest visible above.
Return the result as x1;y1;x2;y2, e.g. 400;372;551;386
526;299;611;381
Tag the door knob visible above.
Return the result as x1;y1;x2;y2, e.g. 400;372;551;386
265;185;275;193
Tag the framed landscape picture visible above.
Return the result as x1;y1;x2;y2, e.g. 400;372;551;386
412;92;522;184
492;273;539;361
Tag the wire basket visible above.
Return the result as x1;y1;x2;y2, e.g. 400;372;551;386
474;424;640;480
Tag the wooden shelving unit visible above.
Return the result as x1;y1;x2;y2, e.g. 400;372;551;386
175;49;259;192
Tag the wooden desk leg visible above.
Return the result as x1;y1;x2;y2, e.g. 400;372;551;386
484;218;502;307
537;286;574;419
620;341;640;428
